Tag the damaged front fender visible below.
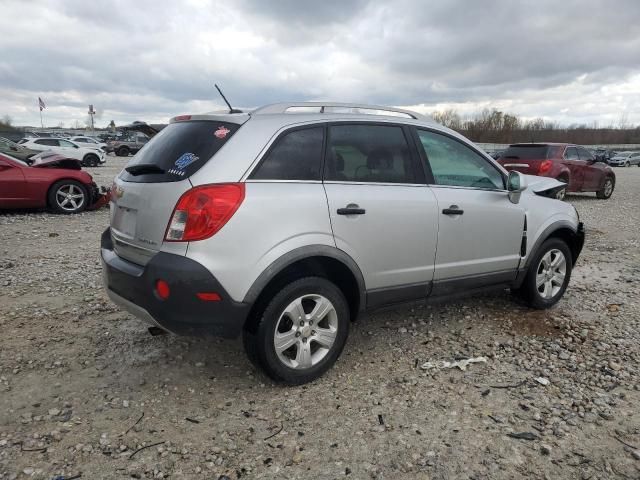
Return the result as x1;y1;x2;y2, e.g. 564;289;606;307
524;174;566;198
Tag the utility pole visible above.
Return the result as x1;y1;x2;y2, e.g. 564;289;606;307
88;104;96;132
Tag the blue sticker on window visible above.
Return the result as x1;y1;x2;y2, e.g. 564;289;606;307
168;152;199;176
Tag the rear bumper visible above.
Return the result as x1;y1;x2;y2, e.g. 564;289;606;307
100;228;249;338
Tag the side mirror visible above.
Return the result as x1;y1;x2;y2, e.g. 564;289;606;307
507;171;527;204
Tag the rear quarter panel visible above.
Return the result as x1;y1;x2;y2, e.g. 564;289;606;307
184;182;335;303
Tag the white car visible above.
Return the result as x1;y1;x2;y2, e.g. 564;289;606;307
71;136;108;152
18;138;106;167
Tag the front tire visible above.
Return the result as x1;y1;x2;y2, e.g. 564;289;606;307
625;161;630;167
48;180;88;214
116;146;129;157
243;277;350;385
596;176;614;199
518;238;572;309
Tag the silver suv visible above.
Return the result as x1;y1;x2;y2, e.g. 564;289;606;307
102;102;584;384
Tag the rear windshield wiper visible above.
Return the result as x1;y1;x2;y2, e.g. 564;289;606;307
125;164;165;175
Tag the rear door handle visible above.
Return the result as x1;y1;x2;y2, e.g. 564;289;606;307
442;205;464;215
337;204;366;215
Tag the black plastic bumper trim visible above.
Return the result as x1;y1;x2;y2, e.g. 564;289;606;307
101;228;249;338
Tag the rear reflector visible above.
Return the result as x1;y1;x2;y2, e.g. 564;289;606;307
155;280;170;299
165;183;245;242
196;292;221;301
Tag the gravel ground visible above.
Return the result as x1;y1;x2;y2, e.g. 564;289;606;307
1;156;639;479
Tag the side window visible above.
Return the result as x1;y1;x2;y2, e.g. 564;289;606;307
577;147;594;161
59;140;75;147
416;130;504;189
325;124;416;183
36;139;58;146
250;127;324;181
565;147;579;160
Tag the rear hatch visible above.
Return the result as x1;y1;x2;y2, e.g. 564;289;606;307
497;144;561;175
110;118;243;265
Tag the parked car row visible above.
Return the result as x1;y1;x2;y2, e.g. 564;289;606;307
496;143;616;200
608;151;640;167
18;137;106;166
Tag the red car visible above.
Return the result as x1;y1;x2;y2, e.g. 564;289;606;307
0;152;109;214
497;143;616;199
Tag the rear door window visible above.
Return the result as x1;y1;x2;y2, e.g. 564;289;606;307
120;121;240;183
250;127;324;181
35;139;58;146
325;124;418;183
564;147;579;160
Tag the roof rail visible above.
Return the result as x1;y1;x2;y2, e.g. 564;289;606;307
251;102;425;120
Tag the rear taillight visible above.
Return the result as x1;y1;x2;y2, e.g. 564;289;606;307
539;160;552;174
164;183;245;242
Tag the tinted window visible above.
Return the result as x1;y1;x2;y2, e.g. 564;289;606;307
500;145;550;160
120;121;240;183
565;147;579;160
251;127;323;181
59;140;75;148
577;147;594;161
35;139;58;146
417;130;504;190
325;124;415;183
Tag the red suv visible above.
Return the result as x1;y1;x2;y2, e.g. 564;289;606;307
497;143;615;199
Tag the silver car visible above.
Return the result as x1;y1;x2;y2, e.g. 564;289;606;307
609;151;640;167
102;102;585;384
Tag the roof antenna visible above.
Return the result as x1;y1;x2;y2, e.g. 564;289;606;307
215;84;243;114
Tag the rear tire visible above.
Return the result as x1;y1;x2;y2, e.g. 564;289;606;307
48;180;88;214
243;277;350;385
518;238;572;309
83;154;99;167
117;146;129;157
596;176;614;199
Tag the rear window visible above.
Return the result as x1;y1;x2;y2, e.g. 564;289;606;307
500;145;550;160
120;121;240;183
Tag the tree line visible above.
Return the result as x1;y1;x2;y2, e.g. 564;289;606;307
431;109;640;145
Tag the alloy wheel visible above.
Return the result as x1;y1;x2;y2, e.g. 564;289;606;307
536;249;566;299
55;184;85;212
603;179;613;197
273;294;338;370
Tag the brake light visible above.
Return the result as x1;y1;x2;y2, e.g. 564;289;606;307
165;184;245;242
173;115;192;121
539;160;552;174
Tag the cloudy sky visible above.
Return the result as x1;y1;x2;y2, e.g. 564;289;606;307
1;0;639;128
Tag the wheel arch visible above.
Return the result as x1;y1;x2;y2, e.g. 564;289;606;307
525;222;584;269
242;246;366;333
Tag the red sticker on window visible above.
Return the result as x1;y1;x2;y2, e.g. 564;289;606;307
214;126;230;139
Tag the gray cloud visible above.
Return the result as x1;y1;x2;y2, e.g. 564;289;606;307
0;0;639;127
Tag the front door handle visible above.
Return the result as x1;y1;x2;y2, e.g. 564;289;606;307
442;205;464;215
337;204;366;215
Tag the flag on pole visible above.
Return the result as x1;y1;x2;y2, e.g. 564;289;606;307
38;97;46;111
